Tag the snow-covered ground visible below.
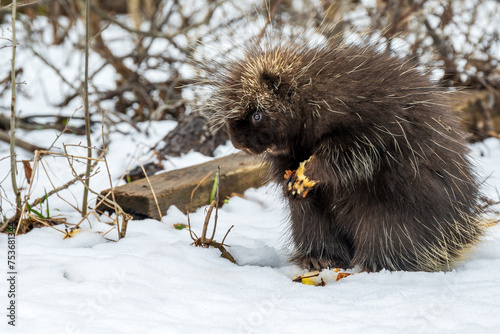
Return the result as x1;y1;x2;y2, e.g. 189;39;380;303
1;1;500;333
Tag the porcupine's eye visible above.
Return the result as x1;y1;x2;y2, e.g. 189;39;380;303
252;111;262;123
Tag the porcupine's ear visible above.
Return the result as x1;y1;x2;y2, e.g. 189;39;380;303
261;71;294;100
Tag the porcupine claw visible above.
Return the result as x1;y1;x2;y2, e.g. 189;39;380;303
285;173;298;188
284;170;301;196
309;258;321;271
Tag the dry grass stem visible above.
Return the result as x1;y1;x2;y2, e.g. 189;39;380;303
138;161;162;220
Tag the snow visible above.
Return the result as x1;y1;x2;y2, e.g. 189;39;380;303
1;1;500;333
1;178;500;333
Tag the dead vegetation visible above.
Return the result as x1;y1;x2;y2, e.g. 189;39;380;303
1;1;496;152
187;167;236;264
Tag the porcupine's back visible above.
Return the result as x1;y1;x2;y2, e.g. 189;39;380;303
207;38;485;271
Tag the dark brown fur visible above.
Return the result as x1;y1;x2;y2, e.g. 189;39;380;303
206;39;484;272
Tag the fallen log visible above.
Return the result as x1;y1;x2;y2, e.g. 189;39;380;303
97;152;268;220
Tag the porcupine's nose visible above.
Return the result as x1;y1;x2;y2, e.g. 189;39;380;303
230;138;256;155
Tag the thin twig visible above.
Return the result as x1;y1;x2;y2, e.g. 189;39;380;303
36;150;104;162
58;145;132;235
10;0;22;223
221;225;234;246
190;171;214;205
82;0;92;217
186;213;199;242
201;200;216;244
30;48;79;91
46;107;83;152
3;0;40;9
29;157;101;208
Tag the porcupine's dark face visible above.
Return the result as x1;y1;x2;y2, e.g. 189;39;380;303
225;71;299;156
226;107;276;155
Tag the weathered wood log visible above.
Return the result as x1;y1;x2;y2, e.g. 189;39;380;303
97;152;267;220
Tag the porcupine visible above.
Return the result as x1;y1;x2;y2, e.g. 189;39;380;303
205;36;484;272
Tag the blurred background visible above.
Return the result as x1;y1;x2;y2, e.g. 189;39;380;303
0;0;499;173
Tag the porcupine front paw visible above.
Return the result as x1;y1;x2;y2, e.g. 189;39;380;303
295;255;348;271
284;158;318;198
